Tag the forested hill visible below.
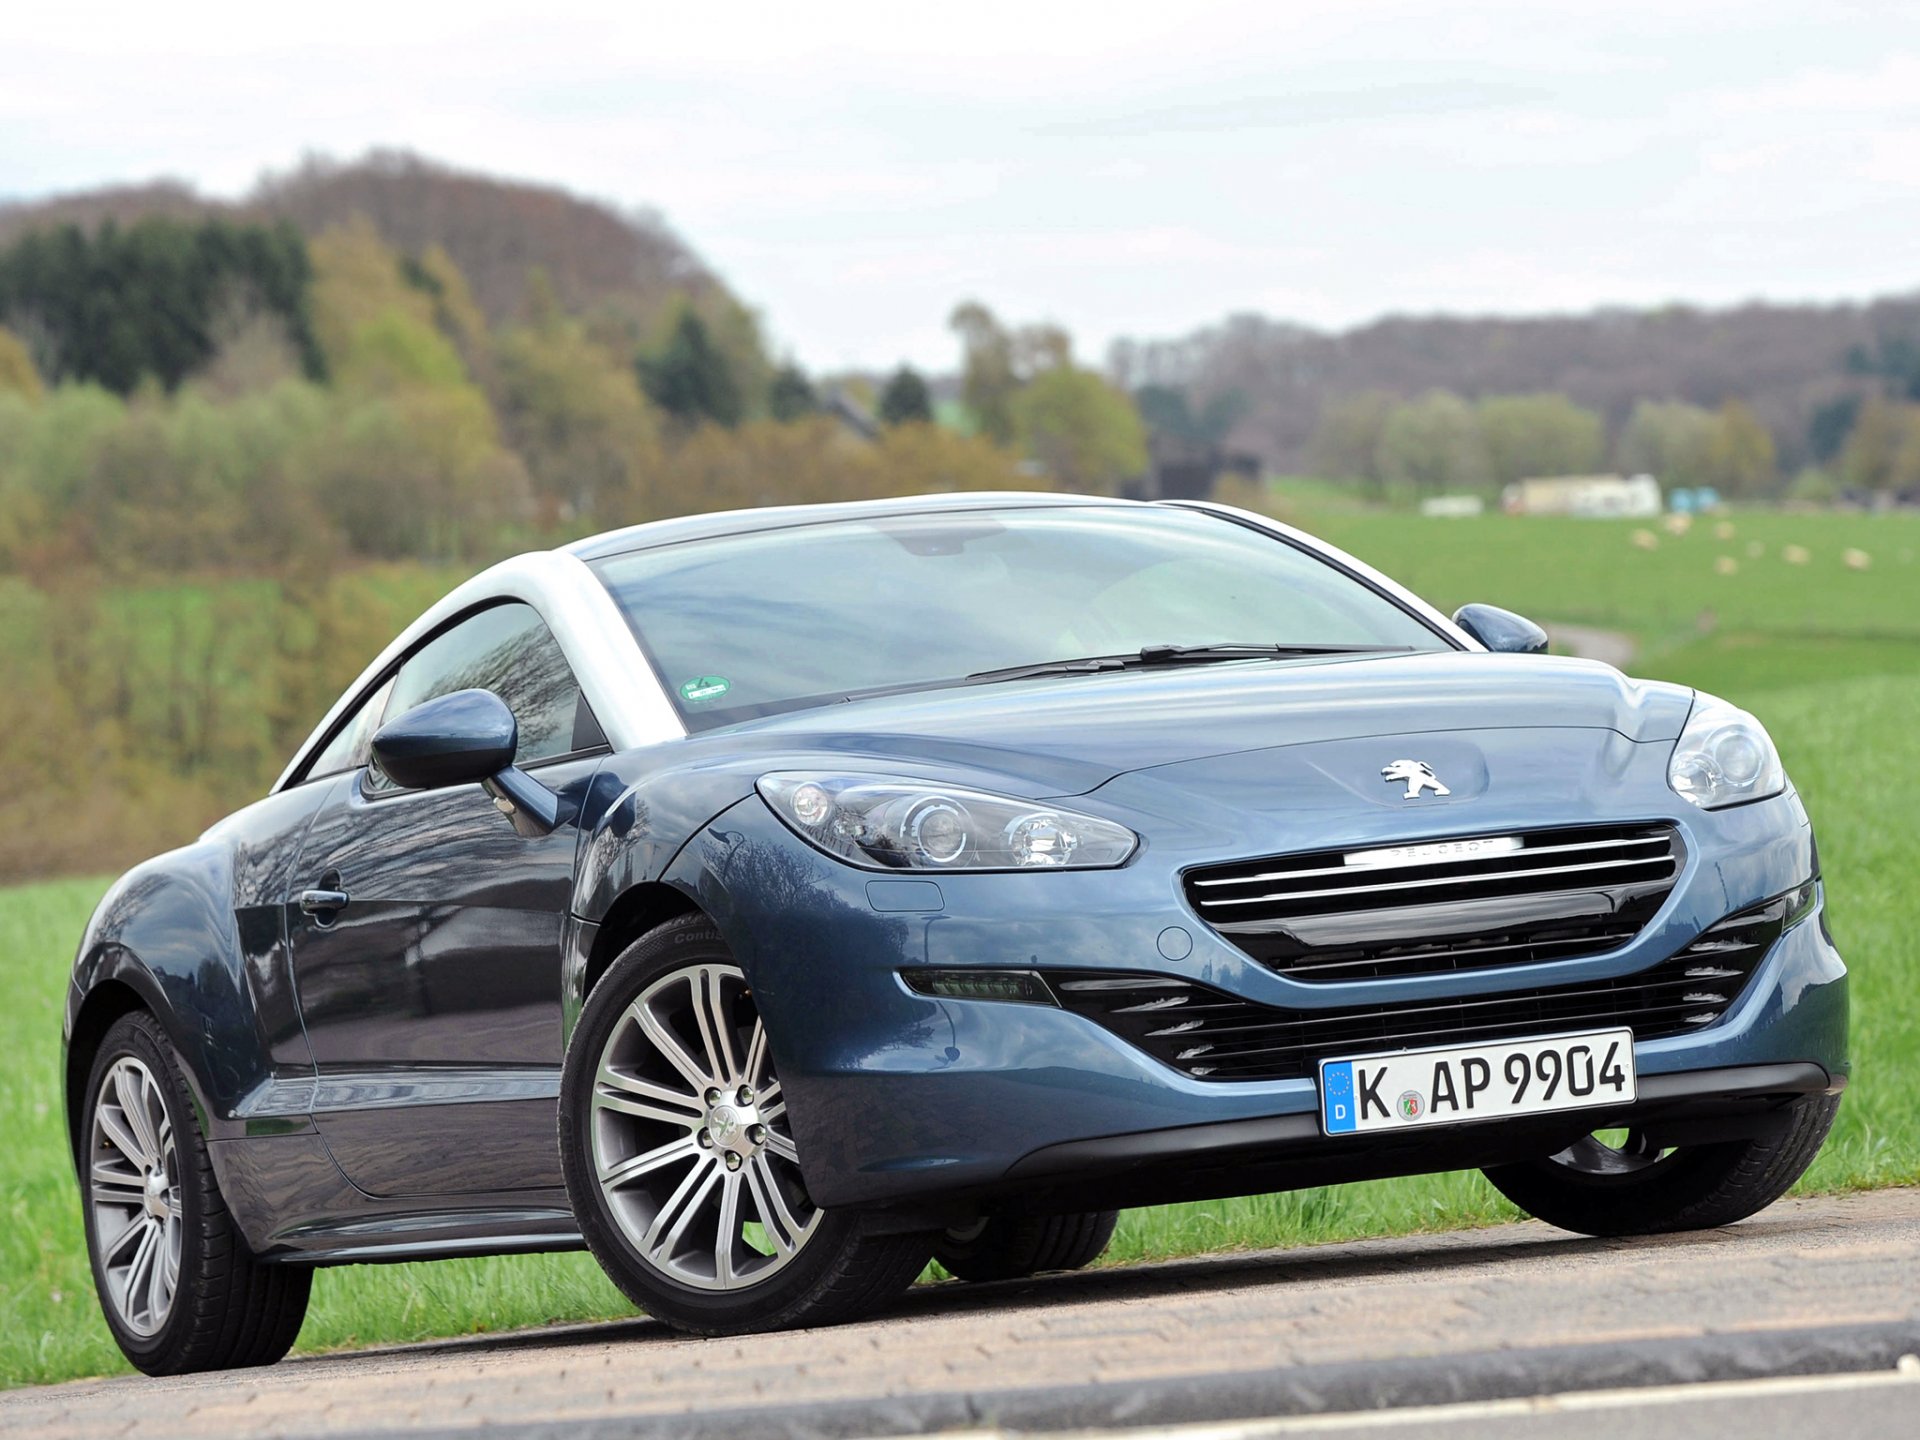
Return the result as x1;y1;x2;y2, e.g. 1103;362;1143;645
0;150;723;330
1112;294;1920;475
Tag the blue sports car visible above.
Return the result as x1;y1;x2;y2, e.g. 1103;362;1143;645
64;494;1847;1373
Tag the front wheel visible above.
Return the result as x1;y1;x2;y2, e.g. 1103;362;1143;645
1482;1090;1841;1237
559;915;932;1335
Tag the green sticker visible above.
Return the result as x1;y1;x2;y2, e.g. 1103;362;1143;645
679;675;731;704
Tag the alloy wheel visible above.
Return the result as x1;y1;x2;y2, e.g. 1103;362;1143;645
589;963;820;1290
88;1056;183;1337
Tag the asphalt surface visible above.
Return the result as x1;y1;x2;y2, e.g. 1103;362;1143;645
4;1188;1916;1440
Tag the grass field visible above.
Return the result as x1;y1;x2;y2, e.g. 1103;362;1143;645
2;505;1917;1388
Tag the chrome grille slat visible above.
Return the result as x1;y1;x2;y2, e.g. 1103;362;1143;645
1183;823;1682;984
1189;834;1670;889
1193;855;1672;910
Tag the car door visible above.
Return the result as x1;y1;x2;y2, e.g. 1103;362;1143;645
285;601;609;1197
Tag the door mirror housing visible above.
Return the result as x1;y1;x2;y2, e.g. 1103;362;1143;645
1453;603;1550;656
370;689;563;835
372;689;518;789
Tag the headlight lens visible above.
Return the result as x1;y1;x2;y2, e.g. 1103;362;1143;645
757;773;1139;871
1668;696;1786;809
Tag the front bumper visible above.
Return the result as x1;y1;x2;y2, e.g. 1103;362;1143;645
673;785;1848;1212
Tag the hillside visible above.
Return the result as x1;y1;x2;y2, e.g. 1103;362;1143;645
0;149;725;331
1112;295;1920;474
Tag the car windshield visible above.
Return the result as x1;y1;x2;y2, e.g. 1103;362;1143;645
592;506;1448;729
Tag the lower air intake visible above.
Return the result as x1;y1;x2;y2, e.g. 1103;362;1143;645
1047;882;1809;1083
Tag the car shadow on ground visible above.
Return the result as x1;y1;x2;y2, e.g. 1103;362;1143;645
282;1213;1832;1372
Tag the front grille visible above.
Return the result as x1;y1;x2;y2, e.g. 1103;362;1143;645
1047;882;1808;1083
1184;823;1682;982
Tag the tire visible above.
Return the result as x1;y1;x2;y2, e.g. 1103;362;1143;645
934;1209;1119;1283
80;1012;311;1375
1482;1091;1842;1237
559;914;933;1335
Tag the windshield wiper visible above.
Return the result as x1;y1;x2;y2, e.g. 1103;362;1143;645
965;643;1415;686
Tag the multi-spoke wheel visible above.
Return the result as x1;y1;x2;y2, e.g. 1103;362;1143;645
589;962;819;1288
80;1012;310;1374
89;1056;183;1336
560;914;933;1334
1483;1091;1843;1237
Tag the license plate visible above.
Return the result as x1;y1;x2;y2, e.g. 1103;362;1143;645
1319;1028;1636;1135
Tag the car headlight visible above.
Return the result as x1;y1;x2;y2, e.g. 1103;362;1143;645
757;773;1139;871
1668;695;1786;809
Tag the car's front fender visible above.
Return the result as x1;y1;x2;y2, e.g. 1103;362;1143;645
64;848;315;1163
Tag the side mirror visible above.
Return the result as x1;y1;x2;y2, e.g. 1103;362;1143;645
370;689;563;836
1453;603;1550;656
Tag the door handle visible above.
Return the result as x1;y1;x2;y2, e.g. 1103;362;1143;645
298;888;350;916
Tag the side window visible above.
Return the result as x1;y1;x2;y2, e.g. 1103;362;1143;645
379;602;594;775
303;677;396;783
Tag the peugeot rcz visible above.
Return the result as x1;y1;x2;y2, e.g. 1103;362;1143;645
63;494;1847;1374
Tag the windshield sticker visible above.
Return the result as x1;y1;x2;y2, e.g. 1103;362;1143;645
679;675;732;705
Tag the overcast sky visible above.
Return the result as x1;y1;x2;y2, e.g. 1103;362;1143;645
8;2;1920;372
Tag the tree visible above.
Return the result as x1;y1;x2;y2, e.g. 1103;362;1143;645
949;301;1018;443
1375;391;1489;494
0;324;41;400
768;363;818;422
1137;384;1248;444
1704;399;1777;496
1306;390;1394;490
1011;367;1148;494
308;218;457;385
876;366;932;426
1835;396;1920;495
0;217;323;393
1846;325;1920;401
637;308;744;428
1616;400;1718;488
496;318;661;520
1806;393;1861;463
1475;393;1605;486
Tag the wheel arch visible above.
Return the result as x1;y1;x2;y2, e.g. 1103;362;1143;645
64;971;158;1167
583;881;707;1002
66;851;287;1152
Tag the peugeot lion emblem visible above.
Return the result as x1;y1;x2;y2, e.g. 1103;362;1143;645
1381;759;1450;799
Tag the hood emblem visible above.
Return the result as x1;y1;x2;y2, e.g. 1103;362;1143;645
1382;759;1451;800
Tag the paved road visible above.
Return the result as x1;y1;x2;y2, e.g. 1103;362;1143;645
5;1189;1916;1440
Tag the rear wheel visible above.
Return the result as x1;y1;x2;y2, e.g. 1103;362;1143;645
81;1012;310;1375
560;915;932;1335
934;1209;1119;1283
1482;1090;1841;1237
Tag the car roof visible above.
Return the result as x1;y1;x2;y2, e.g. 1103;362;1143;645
562;491;1131;563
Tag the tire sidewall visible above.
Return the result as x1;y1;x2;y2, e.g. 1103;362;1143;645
558;915;869;1330
1483;1093;1841;1236
80;1013;204;1372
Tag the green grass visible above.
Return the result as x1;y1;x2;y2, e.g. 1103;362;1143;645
1301;508;1920;653
4;511;1917;1387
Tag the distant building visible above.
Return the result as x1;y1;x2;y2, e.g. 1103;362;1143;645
1419;495;1485;518
1502;473;1662;518
1125;434;1263;501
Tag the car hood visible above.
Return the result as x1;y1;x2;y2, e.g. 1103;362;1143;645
710;652;1695;798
